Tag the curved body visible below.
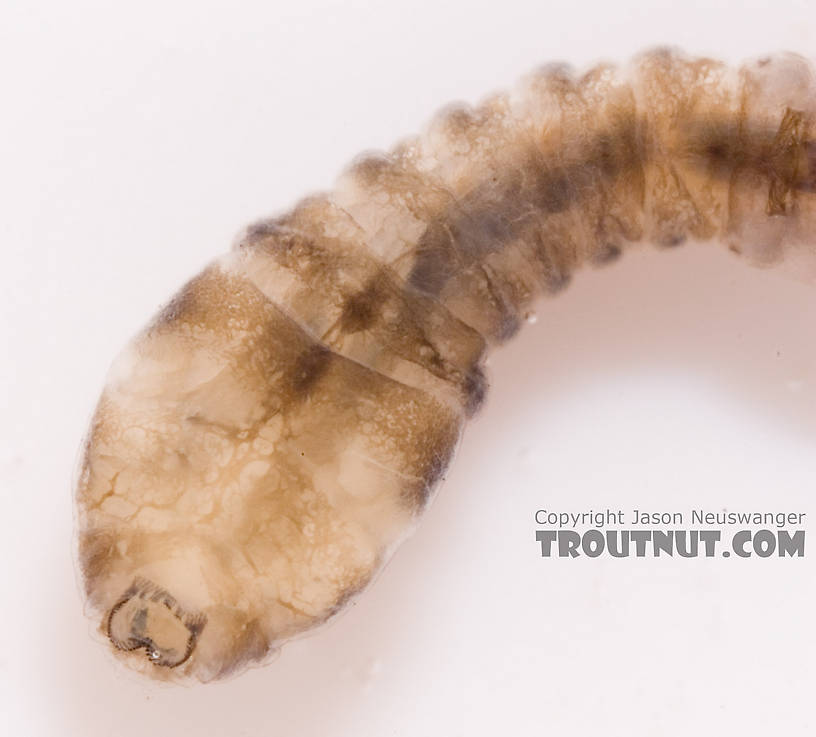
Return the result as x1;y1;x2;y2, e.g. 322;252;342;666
76;49;816;682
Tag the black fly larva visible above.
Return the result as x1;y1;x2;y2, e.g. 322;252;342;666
75;49;816;682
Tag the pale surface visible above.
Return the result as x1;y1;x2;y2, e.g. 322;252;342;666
1;0;815;733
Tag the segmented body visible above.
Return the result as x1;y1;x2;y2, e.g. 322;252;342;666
76;49;816;682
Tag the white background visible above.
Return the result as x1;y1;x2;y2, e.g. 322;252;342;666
1;1;815;734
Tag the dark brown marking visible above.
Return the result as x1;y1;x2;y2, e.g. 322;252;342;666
291;345;331;396
408;220;464;294
594;243;622;264
338;278;390;334
532;168;575;214
463;364;488;417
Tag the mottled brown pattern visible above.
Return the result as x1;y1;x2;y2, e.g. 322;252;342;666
75;49;816;682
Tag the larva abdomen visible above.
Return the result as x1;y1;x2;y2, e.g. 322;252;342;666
75;48;816;682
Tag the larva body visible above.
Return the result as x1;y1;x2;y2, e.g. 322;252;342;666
76;49;816;682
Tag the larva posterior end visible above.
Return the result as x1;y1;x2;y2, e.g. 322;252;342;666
106;578;206;670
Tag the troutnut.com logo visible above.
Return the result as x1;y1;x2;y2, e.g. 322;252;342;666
534;509;806;558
